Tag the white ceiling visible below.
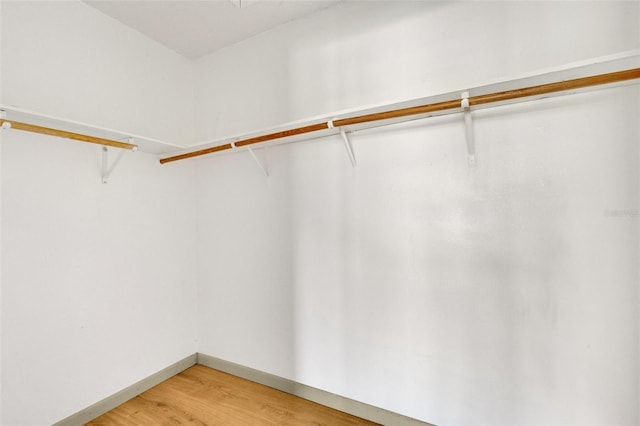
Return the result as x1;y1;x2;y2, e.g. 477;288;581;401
84;0;344;60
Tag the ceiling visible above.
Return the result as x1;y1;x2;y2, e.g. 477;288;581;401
84;0;344;60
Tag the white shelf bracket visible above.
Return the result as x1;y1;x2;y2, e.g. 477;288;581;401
0;110;11;129
330;120;356;168
102;138;134;184
461;91;476;168
340;130;357;168
247;146;269;177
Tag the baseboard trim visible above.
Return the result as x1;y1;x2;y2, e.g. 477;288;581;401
196;352;433;426
53;353;197;426
53;352;433;425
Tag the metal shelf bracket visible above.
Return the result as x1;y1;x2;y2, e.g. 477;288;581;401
329;119;357;168
461;91;476;168
102;138;135;183
246;146;269;177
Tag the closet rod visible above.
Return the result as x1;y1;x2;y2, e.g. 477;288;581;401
333;68;640;127
160;123;328;164
160;67;640;165
0;119;138;150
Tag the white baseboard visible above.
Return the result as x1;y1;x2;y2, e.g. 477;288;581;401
53;352;434;426
52;353;197;426
196;352;434;426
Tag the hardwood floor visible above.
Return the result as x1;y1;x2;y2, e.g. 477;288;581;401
86;365;380;425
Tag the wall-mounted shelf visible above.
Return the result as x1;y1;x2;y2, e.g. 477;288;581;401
0;105;183;155
159;50;640;165
2;50;639;165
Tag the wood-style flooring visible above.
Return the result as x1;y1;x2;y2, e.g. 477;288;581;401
86;365;380;425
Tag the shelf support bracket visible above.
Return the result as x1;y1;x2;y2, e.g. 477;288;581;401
102;138;134;183
329;119;357;168
247;146;269;177
340;130;357;168
461;91;476;168
0;110;11;129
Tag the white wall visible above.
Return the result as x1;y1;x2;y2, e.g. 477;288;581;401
0;0;195;144
197;85;640;426
1;3;199;424
0;130;198;425
196;1;640;424
1;1;639;425
194;0;639;142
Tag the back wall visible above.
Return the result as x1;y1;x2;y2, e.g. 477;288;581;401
194;1;640;424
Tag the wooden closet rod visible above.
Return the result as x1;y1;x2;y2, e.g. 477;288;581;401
0;119;138;150
160;67;640;165
160;123;329;164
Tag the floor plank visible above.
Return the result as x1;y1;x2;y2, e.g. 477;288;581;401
86;365;380;425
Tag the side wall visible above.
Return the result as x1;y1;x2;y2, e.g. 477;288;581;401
195;2;640;424
0;0;195;144
0;131;198;425
1;2;198;423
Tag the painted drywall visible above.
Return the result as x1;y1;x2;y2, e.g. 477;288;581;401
195;1;640;424
0;0;195;144
194;0;639;143
0;131;198;425
196;85;639;426
0;1;638;424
